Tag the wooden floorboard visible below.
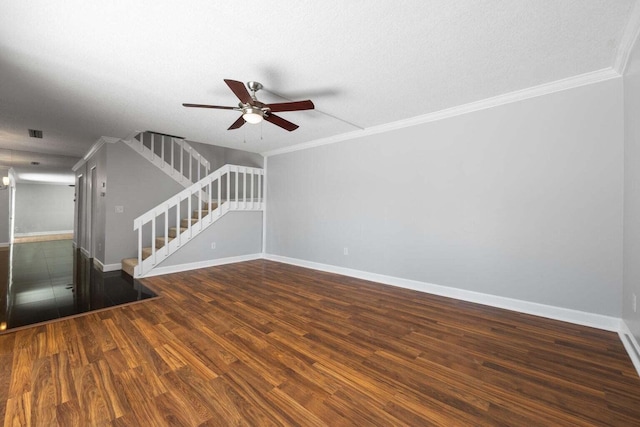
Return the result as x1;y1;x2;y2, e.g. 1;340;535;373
1;259;639;426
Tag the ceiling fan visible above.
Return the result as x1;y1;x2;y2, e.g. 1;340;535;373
183;79;314;131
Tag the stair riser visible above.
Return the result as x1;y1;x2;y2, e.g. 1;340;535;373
168;227;186;238
193;210;209;219
155;237;169;249
122;259;136;277
181;218;199;228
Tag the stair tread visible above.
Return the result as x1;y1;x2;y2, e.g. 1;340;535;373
121;258;137;277
155;236;175;249
168;226;187;237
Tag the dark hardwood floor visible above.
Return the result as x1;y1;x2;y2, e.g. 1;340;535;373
1;259;639;426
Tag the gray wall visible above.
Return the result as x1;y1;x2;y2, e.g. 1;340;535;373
189;140;264;169
267;78;624;316
624;37;640;341
104;142;185;265
157;211;262;267
14;183;75;235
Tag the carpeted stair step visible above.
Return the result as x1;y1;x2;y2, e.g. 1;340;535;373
181;218;200;228
192;200;224;218
122;258;137;277
202;201;220;210
141;247;154;260
169;227;187;238
191;209;209;220
155;236;174;249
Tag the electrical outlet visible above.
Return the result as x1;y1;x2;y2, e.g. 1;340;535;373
115;205;124;213
633;293;637;313
211;242;216;249
343;247;349;255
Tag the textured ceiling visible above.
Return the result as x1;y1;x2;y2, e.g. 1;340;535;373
0;1;637;182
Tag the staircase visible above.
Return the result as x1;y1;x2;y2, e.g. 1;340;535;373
121;164;264;278
123;131;210;187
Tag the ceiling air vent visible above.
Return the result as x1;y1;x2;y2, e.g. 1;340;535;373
28;129;43;138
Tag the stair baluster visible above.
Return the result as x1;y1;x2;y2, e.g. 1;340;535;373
124;164;264;277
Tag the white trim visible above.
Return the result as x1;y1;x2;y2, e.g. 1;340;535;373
93;258;121;272
102;262;122;272
93;258;104;271
80;247;90;258
614;1;640;74
262;156;268;254
264;254;621;332
14;230;74;237
72;136;119;171
121;137;208;189
262;68;620;158
0;242;9;248
619;321;640;378
123;130;142;141
140;253;262;278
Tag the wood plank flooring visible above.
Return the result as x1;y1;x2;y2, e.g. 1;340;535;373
1;259;639;426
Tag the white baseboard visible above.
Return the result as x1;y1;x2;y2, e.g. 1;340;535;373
263;254;621;332
92;258;122;273
619;321;640;378
80;247;90;258
102;263;122;272
141;253;262;278
0;242;9;249
14;230;73;237
93;258;104;271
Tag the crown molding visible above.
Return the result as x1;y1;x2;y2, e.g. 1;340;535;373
613;0;640;74
263;68;621;158
72;136;120;171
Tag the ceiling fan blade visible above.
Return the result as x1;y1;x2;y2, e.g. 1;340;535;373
265;113;299;131
183;103;236;110
224;79;253;105
267;100;315;112
228;115;246;130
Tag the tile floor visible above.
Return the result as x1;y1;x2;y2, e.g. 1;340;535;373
3;240;156;329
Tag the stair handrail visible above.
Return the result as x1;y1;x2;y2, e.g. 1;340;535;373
132;163;264;276
131;131;211;185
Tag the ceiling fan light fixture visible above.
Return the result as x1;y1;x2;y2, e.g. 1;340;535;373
242;107;264;124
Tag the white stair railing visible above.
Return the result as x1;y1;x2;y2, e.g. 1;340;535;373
132;164;264;277
123;131;210;187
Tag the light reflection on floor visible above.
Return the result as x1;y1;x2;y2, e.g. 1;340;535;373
0;239;156;330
